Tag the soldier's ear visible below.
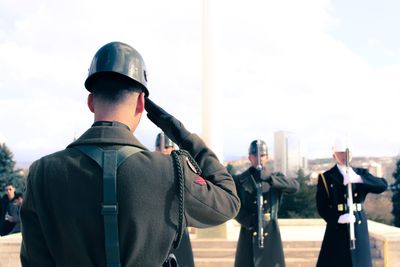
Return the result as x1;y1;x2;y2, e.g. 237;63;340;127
87;94;95;113
135;92;145;114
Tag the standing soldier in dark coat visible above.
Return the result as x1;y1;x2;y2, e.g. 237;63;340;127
155;132;195;267
316;137;388;267
234;140;299;267
155;132;176;155
20;41;240;267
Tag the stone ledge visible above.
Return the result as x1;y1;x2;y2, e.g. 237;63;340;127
367;220;400;267
1;219;399;267
368;220;400;241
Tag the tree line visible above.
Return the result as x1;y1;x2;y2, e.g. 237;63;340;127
0;143;26;193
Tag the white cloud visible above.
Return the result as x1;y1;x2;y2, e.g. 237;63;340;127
0;132;7;144
1;0;399;163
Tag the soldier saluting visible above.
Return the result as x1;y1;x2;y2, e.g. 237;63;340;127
20;41;240;267
316;137;388;267
234;140;299;267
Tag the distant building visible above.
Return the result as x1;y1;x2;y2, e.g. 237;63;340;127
273;131;307;178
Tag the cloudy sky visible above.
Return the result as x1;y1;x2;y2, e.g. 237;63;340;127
1;0;400;164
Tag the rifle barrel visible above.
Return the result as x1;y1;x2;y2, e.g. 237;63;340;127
346;148;356;250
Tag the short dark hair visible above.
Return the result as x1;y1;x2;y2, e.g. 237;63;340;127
90;72;144;103
4;182;14;188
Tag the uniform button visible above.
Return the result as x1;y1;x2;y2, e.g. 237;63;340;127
264;200;267;204
253;201;257;204
354;193;358;197
253;232;257;236
344;194;347;198
330;184;333;188
358;220;362;224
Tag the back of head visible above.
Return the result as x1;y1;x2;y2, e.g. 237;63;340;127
248;139;268;155
84;42;149;101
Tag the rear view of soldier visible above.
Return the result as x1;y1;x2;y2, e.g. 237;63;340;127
20;41;240;267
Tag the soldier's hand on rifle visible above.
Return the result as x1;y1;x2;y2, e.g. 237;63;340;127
145;98;191;146
338;213;356;224
343;168;363;185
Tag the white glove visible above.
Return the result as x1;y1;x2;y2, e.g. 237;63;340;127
343;167;363;186
338;213;356;224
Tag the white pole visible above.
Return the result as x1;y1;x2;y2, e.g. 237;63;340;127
202;0;224;163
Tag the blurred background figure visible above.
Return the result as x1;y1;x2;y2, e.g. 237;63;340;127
0;182;17;236
155;132;176;155
8;192;23;234
155;132;195;267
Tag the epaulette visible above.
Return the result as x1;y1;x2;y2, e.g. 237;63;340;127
172;149;202;175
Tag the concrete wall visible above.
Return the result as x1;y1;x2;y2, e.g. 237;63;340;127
0;233;21;267
368;220;400;267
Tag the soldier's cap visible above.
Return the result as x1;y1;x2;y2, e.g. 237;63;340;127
332;136;353;153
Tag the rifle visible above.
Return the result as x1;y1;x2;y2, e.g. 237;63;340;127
255;140;264;248
346;148;356;250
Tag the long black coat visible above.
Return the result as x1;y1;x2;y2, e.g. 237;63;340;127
234;167;299;267
316;165;387;267
20;121;240;267
170;228;194;267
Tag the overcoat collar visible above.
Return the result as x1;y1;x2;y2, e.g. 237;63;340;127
67;121;148;150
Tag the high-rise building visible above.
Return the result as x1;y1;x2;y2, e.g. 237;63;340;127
273;130;306;177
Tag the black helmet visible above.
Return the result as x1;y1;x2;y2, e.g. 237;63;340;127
84;42;149;96
249;140;268;155
155;132;174;148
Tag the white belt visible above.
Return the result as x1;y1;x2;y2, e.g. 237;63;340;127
337;203;362;212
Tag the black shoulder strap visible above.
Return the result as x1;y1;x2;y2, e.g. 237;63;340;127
74;145;142;267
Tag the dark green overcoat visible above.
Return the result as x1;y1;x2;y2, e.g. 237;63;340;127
316;165;387;267
234;167;299;267
20;121;240;267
